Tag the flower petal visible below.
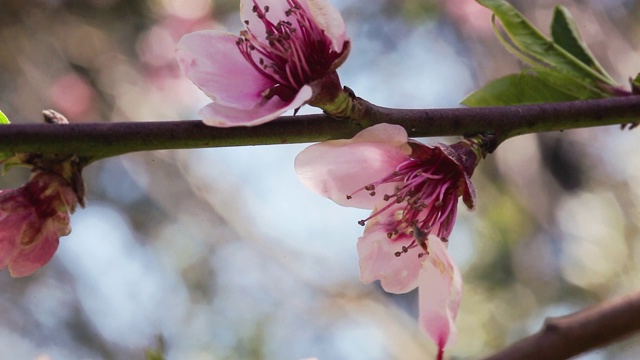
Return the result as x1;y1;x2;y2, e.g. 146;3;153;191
177;31;274;109
200;84;312;127
8;228;61;278
357;205;423;293
0;215;24;269
304;0;348;53
418;235;463;351
351;123;410;146
295;124;411;209
0;190;30;270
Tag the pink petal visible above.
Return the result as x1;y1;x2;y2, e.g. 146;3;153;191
0;191;30;270
176;31;274;109
200;84;313;127
295;124;411;209
0;214;24;269
8;227;61;278
351;123;410;147
357;205;423;293
418;235;463;351
0;173;78;277
305;0;348;52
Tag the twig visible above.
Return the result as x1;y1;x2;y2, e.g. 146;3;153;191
0;96;638;159
484;290;640;360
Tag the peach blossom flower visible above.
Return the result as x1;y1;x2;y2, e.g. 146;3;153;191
0;172;79;277
177;0;350;127
295;123;486;355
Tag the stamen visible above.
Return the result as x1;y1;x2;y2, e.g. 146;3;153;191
350;146;466;252
235;0;342;103
413;224;429;254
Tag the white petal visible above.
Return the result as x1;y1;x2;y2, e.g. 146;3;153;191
200;85;312;127
357;210;423;293
295;124;411;209
418;235;463;350
304;0;348;52
177;31;274;109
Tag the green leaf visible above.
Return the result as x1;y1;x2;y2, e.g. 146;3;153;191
144;350;165;360
632;73;640;94
0;154;22;175
0;110;11;166
461;73;580;107
533;67;610;99
0;109;9;124
550;6;613;80
476;0;615;86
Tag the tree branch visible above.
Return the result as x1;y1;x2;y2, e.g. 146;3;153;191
0;96;638;159
484;290;640;360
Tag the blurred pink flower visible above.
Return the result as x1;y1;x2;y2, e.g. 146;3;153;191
0;172;79;277
443;0;493;37
49;73;97;122
295;123;484;354
177;0;350;127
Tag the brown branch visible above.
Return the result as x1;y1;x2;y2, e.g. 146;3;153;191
484;291;640;360
0;96;639;159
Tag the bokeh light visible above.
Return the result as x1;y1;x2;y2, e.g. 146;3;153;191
1;0;640;358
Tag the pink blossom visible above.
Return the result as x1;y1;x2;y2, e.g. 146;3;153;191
295;123;484;354
176;0;350;127
0;172;79;277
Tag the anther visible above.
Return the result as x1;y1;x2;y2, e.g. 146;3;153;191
346;195;352;200
412;223;429;254
369;191;376;196
358;220;365;226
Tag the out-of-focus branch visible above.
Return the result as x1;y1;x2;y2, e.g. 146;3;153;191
484;291;640;360
0;96;639;160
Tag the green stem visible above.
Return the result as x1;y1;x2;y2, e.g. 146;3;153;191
0;96;639;161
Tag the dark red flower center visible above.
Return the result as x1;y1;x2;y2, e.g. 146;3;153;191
236;0;344;102
348;145;466;254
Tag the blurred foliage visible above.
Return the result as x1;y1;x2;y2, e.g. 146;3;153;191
0;0;640;359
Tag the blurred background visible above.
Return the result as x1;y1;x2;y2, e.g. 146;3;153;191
1;0;640;359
